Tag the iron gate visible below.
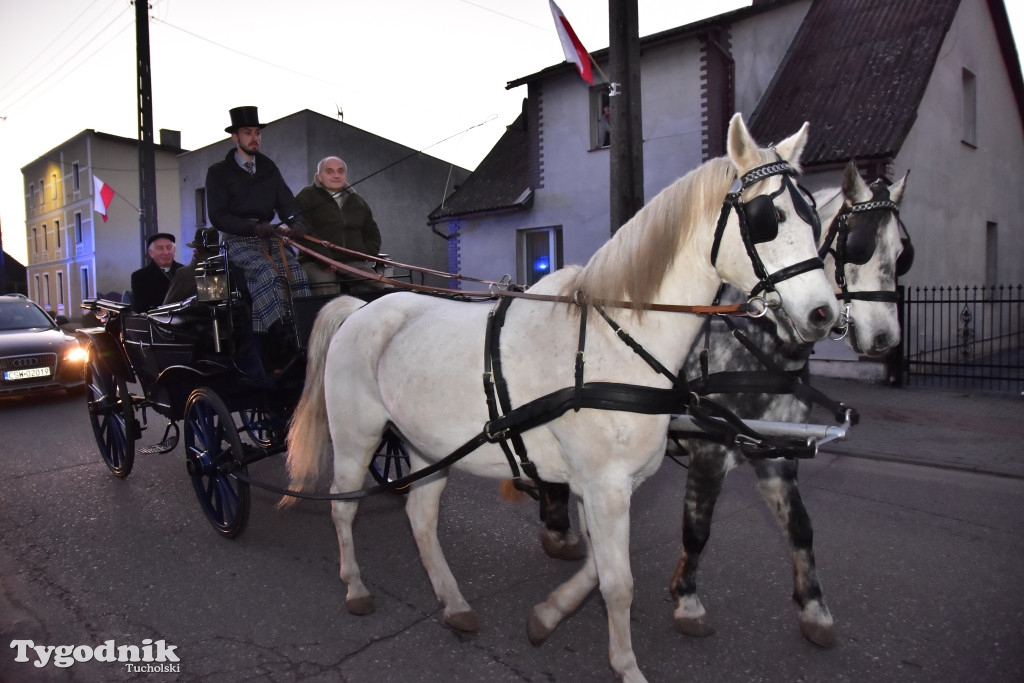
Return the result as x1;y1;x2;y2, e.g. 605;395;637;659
899;284;1023;392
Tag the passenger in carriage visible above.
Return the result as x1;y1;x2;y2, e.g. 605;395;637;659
130;232;183;312
204;105;311;358
295;156;384;295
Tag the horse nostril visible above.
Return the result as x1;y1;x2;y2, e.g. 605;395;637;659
809;306;831;327
871;333;894;355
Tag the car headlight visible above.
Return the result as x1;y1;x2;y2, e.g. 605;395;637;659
65;344;89;364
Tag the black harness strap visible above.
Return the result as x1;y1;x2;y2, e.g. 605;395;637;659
693;313;859;426
483;296;528;479
232;430;493;500
594;306;682;388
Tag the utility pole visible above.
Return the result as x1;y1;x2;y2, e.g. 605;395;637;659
608;0;643;235
135;0;158;266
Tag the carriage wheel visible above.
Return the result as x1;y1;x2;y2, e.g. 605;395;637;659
237;408;281;449
369;430;411;494
85;351;136;478
184;388;250;538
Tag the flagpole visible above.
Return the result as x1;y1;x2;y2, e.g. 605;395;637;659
588;53;612;88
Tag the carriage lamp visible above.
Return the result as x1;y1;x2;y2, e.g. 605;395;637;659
195;255;229;302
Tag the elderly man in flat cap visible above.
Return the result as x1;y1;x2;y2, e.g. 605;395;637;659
204;105;310;355
130;232;183;312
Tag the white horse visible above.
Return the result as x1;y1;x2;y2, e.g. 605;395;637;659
283;114;840;682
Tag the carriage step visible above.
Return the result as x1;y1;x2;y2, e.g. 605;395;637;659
138;422;180;454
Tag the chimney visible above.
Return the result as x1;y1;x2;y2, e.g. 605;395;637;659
159;129;181;150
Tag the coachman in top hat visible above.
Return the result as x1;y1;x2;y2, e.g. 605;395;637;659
203;106;310;366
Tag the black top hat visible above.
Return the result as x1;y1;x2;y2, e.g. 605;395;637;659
146;232;176;248
225;106;267;133
187;228;220;250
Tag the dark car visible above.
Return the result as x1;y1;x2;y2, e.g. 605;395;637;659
0;294;87;397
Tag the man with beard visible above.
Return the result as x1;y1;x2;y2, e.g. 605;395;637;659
204;106;310;363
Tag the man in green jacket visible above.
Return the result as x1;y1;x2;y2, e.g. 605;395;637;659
295;156;382;295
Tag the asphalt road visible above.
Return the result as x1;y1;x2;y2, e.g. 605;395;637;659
1;386;1022;682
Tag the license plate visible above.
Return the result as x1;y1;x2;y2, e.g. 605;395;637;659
4;367;52;380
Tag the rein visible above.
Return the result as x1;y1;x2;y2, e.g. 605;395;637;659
284;233;755;317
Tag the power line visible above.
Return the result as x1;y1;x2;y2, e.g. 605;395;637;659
0;10;134;115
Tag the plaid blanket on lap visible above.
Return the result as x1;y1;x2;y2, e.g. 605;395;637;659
225;235;310;333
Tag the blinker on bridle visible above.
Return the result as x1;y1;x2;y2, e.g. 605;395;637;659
818;184;914;340
711;159;824;301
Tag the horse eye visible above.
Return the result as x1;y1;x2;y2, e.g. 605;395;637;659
775;208;786;223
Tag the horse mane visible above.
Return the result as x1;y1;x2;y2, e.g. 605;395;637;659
565;156;737;310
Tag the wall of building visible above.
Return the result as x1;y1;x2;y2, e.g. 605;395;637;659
452;3;814;287
22;130;181;317
894;0;1024;287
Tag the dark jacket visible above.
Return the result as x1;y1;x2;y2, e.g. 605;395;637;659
205;149;302;236
130;260;183;312
294;185;381;263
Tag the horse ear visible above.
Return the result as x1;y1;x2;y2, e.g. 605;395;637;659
774;121;810;164
888;169;909;204
842;161;871;203
727;113;762;171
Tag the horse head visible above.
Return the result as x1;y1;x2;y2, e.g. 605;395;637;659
711;114;840;343
818;161;911;355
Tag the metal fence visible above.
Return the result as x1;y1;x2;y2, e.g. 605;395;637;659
899;284;1023;392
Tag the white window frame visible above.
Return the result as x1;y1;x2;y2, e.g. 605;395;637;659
517;226;563;286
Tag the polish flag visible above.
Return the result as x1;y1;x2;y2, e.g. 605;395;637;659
549;1;594;85
93;175;114;222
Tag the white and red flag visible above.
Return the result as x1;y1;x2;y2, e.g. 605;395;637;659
93;175;114;222
549;0;593;85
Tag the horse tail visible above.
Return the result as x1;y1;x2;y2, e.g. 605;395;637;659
280;296;365;509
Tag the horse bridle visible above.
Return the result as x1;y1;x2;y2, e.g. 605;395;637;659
817;183;914;338
710;159;824;301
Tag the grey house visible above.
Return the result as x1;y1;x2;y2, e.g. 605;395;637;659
428;0;1024;379
430;0;1024;291
179;109;471;283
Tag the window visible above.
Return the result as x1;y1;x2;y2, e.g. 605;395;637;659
986;221;997;286
195;188;207;226
31;227;38;254
55;219;61;248
51;172;58;199
962;68;977;147
72;162;80;191
42;225;48;252
81;267;91;299
590;85;612;150
43;274;50;308
518;227;563;286
39;178;44;205
34;275;41;303
75;212;83;243
28;183;35;209
57;271;65;308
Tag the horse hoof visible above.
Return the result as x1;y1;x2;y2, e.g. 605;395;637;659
346;595;376;616
541;529;586;562
444;610;479;632
799;618;836;648
527;609;554;646
674;613;715;638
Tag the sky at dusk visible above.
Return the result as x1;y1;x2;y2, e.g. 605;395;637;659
0;0;1020;266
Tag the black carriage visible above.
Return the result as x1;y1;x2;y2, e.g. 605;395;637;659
80;250;410;538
